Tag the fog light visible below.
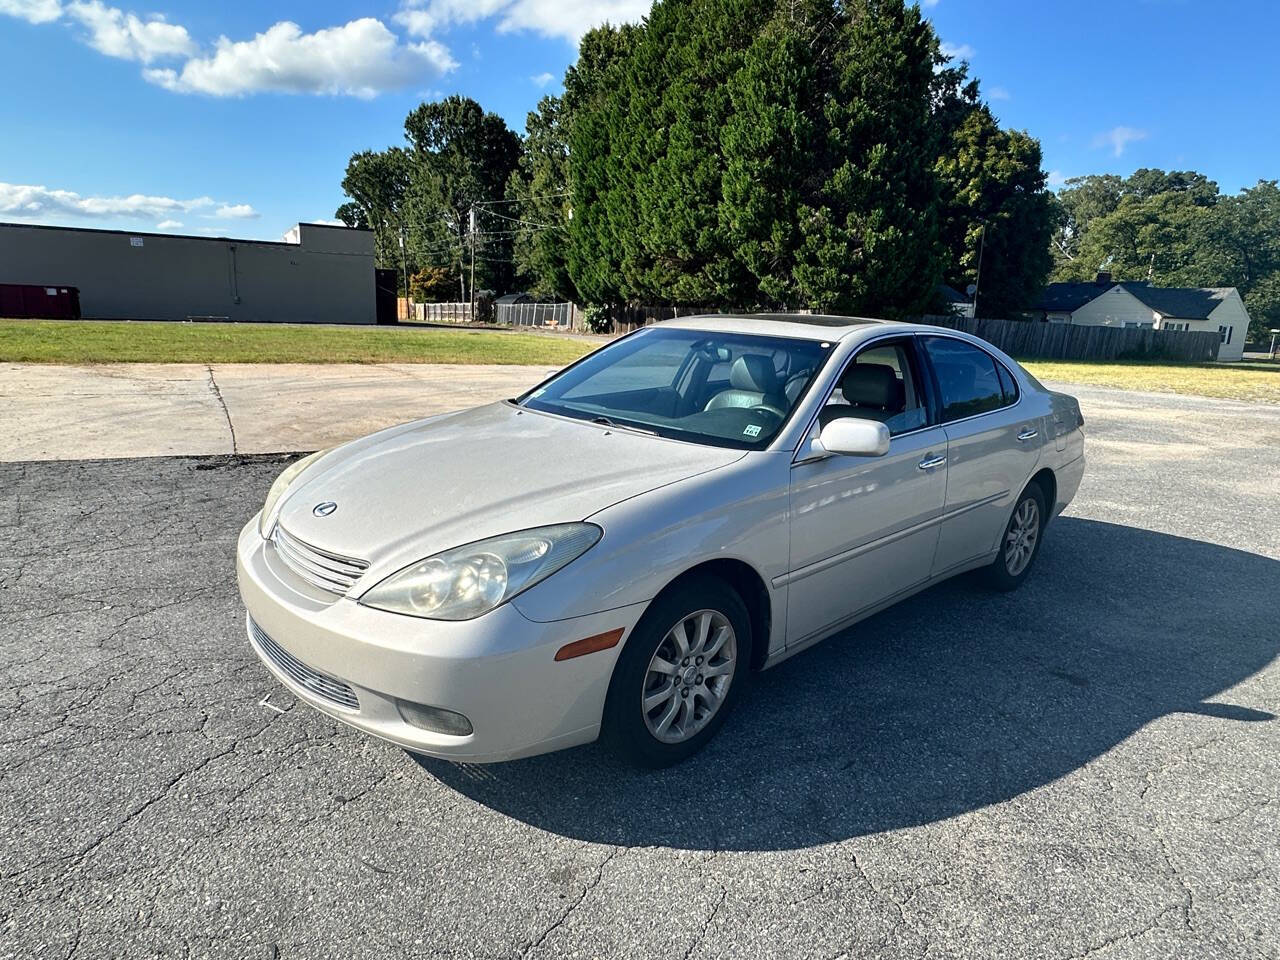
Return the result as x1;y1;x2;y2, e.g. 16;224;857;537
396;700;473;737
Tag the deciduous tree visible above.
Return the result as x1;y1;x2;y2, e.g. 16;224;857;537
404;95;523;298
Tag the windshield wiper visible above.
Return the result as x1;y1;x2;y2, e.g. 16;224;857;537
590;415;657;436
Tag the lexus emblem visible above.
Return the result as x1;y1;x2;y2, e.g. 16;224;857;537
312;501;338;518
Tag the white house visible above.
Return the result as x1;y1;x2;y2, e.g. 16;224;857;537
1028;274;1251;361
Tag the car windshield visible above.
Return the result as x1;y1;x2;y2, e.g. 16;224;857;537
518;327;834;449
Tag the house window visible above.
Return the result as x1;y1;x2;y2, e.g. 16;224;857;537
1218;325;1232;344
1164;321;1188;332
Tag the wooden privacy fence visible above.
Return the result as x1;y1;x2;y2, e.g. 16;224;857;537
918;315;1221;362
415;302;473;323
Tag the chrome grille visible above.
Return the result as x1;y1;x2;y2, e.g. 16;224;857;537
248;617;359;711
271;524;369;596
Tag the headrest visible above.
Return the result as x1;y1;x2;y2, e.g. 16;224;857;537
841;363;903;409
729;355;778;394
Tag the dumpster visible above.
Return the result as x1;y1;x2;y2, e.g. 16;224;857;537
0;283;81;319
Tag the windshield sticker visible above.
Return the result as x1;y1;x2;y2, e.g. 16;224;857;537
743;424;762;437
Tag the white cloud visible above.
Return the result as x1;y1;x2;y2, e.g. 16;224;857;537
156;218;183;228
0;180;229;223
988;85;1010;101
4;4;455;98
940;41;974;60
405;0;650;43
1092;125;1148;157
393;7;437;36
309;218;347;227
1047;170;1067;188
213;203;258;219
65;0;194;62
0;0;61;23
530;71;554;87
144;18;456;97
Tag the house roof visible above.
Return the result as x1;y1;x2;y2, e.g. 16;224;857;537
937;283;969;304
1030;282;1113;313
1031;280;1235;319
1123;284;1233;319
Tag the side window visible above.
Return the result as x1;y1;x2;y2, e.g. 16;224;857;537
995;361;1019;405
922;337;1007;423
820;340;928;436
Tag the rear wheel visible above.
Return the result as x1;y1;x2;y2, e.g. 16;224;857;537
985;484;1046;591
602;577;751;768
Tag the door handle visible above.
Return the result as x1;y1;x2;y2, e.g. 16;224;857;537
1016;429;1039;442
917;455;947;470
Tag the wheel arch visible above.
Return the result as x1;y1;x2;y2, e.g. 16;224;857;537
1028;467;1058;524
647;558;773;671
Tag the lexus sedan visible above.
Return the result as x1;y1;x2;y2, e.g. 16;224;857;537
237;315;1085;767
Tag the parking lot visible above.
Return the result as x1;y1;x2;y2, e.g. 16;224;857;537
2;383;1278;959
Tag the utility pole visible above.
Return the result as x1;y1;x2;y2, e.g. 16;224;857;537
468;205;477;323
972;220;987;319
398;224;410;324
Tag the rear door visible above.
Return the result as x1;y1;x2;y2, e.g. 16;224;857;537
919;336;1043;576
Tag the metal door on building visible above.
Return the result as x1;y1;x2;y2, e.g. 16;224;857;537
375;269;398;325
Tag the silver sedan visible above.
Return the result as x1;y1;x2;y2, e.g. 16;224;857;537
237;315;1085;767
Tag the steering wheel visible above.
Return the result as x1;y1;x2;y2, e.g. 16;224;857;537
749;404;786;419
783;369;813;405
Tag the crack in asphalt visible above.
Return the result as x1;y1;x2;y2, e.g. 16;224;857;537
518;846;623;959
205;364;237;454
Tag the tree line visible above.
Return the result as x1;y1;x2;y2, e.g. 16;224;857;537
336;0;1277;338
1053;171;1279;338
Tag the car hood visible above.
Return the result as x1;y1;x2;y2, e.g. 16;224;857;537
274;401;744;574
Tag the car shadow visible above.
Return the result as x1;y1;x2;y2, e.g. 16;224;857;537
412;518;1279;851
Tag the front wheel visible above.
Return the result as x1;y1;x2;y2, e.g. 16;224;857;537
602;577;752;768
985;484;1046;591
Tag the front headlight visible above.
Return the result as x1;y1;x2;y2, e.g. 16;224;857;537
359;523;602;621
258;448;330;537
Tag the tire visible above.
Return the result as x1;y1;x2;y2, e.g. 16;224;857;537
602;576;752;768
984;482;1047;592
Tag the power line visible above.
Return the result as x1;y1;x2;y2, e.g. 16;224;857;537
473;192;570;208
478;207;564;231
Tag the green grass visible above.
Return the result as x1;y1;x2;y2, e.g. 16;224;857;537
1019;358;1280;404
0;319;594;366
3;319;1275;403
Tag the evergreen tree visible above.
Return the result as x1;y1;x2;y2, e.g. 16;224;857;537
628;0;772;304
509;95;576;300
719;0;833;308
564;23;641;306
794;0;943;318
935;102;1055;318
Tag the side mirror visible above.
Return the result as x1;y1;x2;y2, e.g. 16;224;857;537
819;417;891;457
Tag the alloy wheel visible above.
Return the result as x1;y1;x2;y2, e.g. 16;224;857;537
641;609;737;744
1005;497;1040;576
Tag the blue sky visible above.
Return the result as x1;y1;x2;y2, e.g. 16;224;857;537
1;0;1276;240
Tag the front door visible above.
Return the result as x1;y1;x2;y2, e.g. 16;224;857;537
785;338;947;646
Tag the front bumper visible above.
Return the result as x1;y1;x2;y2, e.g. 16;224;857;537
236;518;647;762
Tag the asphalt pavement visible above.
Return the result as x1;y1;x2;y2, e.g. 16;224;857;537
2;384;1278;959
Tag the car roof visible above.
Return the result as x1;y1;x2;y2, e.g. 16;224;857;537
655;313;910;342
